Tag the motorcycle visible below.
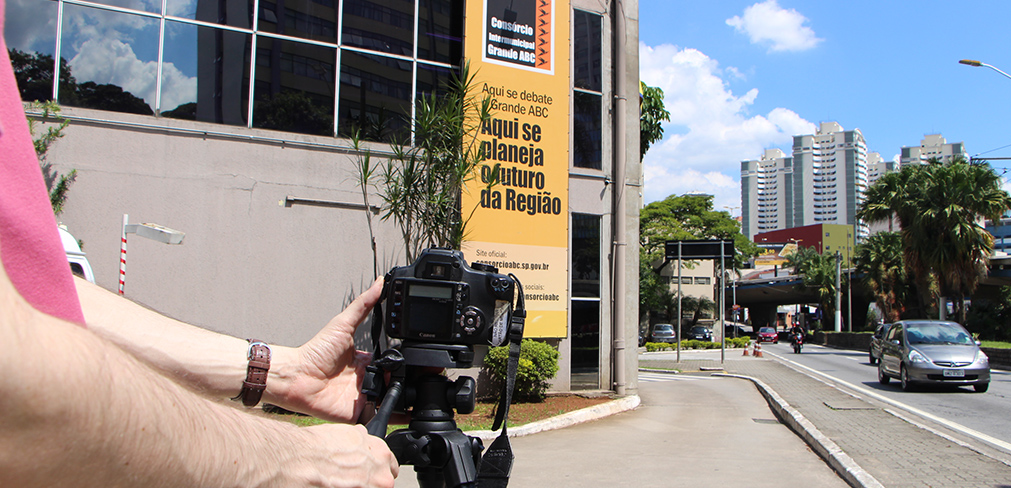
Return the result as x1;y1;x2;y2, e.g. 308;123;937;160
791;332;804;354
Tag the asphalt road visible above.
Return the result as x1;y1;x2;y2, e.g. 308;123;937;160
761;341;1011;452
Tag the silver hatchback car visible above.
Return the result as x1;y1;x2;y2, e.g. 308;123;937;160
877;320;990;392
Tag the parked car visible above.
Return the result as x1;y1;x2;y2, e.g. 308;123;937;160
868;322;894;365
725;324;753;339
650;323;677;343
877;320;990;393
59;226;95;284
756;327;778;343
687;325;712;342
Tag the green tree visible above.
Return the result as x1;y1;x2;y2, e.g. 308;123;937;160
680;294;715;327
8;49;77;104
853;231;908;322
639;81;669;161
858;157;1011;323
10;48;153;115
787;246;844;330
28;101;75;216
639;193;760;323
354;63;494;263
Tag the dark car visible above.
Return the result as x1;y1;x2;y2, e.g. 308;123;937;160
756;327;778;343
650;323;677;343
687;325;712;342
725;324;753;339
868;322;894;365
877;320;990;393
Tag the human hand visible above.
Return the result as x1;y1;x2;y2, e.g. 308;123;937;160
267;278;384;422
283;423;398;488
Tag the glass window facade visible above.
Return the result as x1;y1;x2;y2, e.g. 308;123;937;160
572;10;601;170
571;213;601;390
7;0;462;140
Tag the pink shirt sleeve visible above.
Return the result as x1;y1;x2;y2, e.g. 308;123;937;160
0;5;86;326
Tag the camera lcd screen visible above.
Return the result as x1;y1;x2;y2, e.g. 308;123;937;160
405;282;455;336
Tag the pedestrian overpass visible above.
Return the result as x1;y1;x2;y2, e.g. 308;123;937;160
734;255;1011;328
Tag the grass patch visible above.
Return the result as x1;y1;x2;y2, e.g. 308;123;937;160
265;395;612;434
981;340;1011;349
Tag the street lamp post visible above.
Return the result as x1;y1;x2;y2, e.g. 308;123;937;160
959;59;1011;81
119;214;185;295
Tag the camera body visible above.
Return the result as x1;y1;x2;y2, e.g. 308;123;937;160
383;248;515;347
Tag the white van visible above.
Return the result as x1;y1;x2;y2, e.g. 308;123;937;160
58;226;95;283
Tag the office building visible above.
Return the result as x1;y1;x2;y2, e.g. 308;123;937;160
12;0;641;394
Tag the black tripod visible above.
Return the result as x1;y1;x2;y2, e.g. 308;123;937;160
365;344;486;488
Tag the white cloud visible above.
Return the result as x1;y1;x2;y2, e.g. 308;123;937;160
639;42;816;211
726;0;822;53
160;63;198;112
69;37;196;113
4;0;60;52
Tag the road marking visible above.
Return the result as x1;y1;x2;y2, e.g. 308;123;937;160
638;373;713;382
768;351;1011;454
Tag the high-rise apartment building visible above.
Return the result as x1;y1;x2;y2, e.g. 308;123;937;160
741;122;868;241
900;134;966;166
866;152;896;186
741;148;792;237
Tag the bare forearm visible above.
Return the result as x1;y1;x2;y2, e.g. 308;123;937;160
74;278;299;407
1;285;395;487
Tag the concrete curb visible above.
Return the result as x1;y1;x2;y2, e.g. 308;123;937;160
715;373;884;488
464;395;641;442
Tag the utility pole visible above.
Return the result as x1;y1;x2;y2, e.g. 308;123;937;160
847;242;853;332
835;250;842;332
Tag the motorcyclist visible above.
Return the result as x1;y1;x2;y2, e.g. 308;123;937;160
789;324;805;345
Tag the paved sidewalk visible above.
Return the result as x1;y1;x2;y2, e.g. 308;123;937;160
642;351;1011;488
395;361;848;487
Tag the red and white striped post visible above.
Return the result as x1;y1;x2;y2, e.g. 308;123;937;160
119;214;128;295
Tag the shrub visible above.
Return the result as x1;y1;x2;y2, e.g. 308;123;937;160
484;339;560;402
643;339;747;352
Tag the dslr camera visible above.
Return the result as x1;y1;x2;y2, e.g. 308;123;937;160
382;248;515;348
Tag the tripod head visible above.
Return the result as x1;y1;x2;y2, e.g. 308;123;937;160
363;344;484;488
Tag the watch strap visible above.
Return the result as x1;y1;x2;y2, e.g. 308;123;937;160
233;339;271;407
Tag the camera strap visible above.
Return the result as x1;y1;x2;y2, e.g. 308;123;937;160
477;274;525;488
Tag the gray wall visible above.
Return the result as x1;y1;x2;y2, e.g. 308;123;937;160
48;107;404;347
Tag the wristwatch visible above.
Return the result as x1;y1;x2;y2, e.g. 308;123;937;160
233;339;271;407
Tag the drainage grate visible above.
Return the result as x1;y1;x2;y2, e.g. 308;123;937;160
823;400;876;411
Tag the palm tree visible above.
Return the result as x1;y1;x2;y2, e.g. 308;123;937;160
858;164;934;315
914;158;1010;322
787;246;843;330
858;157;1011;323
854;232;907;322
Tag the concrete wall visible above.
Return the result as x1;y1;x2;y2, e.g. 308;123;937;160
47;107;405;347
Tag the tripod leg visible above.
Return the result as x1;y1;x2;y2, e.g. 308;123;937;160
415;468;446;488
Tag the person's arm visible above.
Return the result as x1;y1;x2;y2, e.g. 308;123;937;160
76;277;382;423
2;271;398;487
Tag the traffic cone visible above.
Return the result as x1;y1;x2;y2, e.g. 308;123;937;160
754;342;763;358
742;341;750;356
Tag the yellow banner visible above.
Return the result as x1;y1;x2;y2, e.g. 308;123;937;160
463;0;570;338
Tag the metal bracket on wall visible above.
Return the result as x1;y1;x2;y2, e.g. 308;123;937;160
281;196;380;214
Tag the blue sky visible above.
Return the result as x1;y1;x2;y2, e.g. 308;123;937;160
639;1;1011;214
